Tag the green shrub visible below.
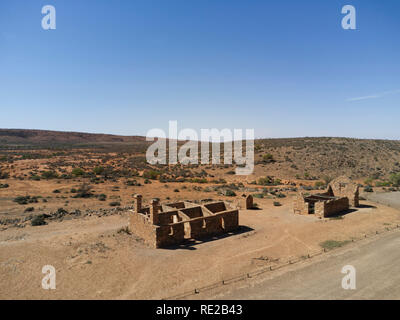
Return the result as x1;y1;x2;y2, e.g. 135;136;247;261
93;166;105;175
364;186;373;193
273;201;282;206
375;181;391;187
0;170;9;179
31;215;47;226
364;178;374;186
14;196;39;205
320;240;350;250
72;183;93;198
225;190;236;197
143;170;160;180
314;181;326;189
262;154;274;163
41;171;58;179
389;172;400;187
109;201;120;207
191;178;207;184
322;176;333;184
71;168;85;176
257;176;273;186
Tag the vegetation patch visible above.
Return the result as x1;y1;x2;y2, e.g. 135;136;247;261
320;240;351;250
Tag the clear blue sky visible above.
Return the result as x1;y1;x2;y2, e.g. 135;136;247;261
1;0;399;139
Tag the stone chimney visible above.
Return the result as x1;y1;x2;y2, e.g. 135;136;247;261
134;194;142;213
244;194;253;209
150;199;160;225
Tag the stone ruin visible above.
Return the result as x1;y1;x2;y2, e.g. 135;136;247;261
293;176;359;218
244;194;254;209
328;176;360;207
129;194;239;248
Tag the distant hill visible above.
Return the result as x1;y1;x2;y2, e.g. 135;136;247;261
253;137;400;180
1;129;400;179
0;129;149;151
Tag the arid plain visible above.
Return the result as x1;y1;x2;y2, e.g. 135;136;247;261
1;129;400;299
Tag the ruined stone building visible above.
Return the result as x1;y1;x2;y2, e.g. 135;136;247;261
328;176;360;207
129;194;239;248
293;191;349;218
293;176;359;218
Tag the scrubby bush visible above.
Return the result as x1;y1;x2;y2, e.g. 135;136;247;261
225;190;236;197
322;176;333;185
143;170;160;180
71;168;85;177
109;201;120;207
262;153;275;163
258;176;273;186
72;183;93;198
364;186;373;193
14;196;39;205
126;179;140;186
41;171;58;179
93;166;105;175
98;194;107;201
389;172;400;187
31;215;47;226
314;181;326;189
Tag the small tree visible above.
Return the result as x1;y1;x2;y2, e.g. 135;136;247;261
389;173;400;187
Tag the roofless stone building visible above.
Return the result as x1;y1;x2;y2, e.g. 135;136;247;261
129;195;239;248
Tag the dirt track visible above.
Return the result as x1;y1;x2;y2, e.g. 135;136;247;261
365;192;400;210
206;229;400;300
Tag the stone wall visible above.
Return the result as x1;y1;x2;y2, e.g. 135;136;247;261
293;193;310;215
204;202;227;213
128;211;157;247
157;210;180;225
329;176;359;207
315;197;349;218
155;223;185;248
156;209;239;247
